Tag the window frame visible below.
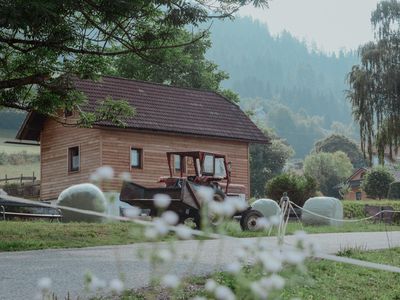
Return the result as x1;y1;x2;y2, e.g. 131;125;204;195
68;146;80;173
130;147;143;169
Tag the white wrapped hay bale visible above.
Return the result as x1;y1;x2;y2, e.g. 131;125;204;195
57;183;107;222
301;197;343;226
251;199;281;218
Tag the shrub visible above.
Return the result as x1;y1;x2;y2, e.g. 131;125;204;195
388;182;400;200
303;151;353;197
361;166;394;199
342;200;400;223
265;173;317;206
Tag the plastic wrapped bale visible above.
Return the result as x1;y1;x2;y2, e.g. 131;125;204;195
251;199;281;218
57;183;107;222
301;197;343;226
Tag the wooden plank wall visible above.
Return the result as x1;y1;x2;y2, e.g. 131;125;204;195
100;128;250;197
40;123;250;200
40;119;102;200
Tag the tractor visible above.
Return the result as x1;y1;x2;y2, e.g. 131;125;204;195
120;151;262;230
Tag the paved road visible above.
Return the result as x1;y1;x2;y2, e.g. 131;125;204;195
1;231;400;300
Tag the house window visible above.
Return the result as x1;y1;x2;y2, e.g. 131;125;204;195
174;155;184;172
203;154;214;175
131;148;143;169
356;191;362;201
68;146;80;172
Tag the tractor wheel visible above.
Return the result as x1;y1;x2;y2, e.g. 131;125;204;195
240;209;263;231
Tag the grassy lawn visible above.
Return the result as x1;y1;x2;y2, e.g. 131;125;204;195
0;161;40;179
117;247;400;300
1;219;399;252
222;219;400;238
0;128;40;179
0;221;149;251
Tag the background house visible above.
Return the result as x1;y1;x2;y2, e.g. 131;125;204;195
343;168;368;200
16;76;268;201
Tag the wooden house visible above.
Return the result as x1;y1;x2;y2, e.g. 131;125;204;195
343;168;368;200
16;76;268;201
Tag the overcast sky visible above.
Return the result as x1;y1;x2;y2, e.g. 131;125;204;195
239;0;380;53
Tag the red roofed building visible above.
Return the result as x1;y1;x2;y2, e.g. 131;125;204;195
16;76;268;200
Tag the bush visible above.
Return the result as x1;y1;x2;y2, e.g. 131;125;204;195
265;173;317;206
342;200;400;223
361;166;394;199
388;182;400;200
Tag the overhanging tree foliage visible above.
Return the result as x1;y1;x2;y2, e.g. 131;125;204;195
250;128;294;197
110;30;239;103
347;0;400;164
0;0;267;124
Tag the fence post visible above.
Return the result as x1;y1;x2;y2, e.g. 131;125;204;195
20;174;23;185
5;174;7;184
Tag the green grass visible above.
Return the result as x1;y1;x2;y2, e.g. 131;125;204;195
0;161;40;179
118;247;400;300
2;219;399;252
0;221;152;251
222;219;400;238
0;128;40;179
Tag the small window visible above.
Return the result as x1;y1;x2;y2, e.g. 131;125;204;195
356;191;362;201
203;154;214;174
131;148;143;169
68;146;80;172
174;155;184;172
215;158;226;177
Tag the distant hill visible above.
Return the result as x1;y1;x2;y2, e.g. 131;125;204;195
0;109;26;132
207;17;359;157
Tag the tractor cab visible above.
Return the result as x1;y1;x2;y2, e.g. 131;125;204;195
160;151;231;191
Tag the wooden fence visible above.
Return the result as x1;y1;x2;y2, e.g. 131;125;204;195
0;172;40;199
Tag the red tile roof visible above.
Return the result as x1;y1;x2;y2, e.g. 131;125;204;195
17;76;268;143
74;76;268;143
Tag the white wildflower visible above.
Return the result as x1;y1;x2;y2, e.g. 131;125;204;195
89;275;107;291
214;285;235;300
259;253;282;273
175;224;192;240
250;282;268;300
285;250;305;265
161;274;180;289
197;186;215;202
154;194;171;208
162;211;179;225
91;166;114;181
205;279;217;292
37;277;52;292
231;198;248;211
268;274;285;290
124;206;141;218
109;278;124;293
153;218;169;236
221;201;236;217
157;249;172;262
256;217;270;229
144;227;158;240
226;262;242;274
119;172;132;182
269;215;281;226
293;230;307;242
208;201;224;216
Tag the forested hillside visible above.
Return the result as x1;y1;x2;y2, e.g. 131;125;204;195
207;18;359;157
1;17;359;158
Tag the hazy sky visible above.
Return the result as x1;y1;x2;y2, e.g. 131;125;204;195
240;0;380;53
